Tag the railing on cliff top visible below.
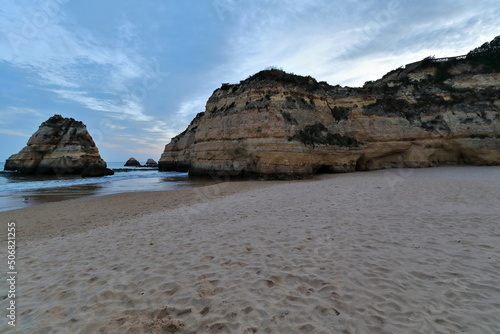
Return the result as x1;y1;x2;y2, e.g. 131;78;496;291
405;55;467;70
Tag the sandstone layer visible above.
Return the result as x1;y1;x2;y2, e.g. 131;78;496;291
159;40;500;178
4;115;112;176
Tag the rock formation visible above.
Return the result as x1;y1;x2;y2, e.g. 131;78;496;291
124;157;141;167
159;37;500;178
5;115;112;176
145;158;158;167
81;164;115;177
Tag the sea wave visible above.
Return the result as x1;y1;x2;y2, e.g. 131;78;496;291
0;169;187;192
111;167;158;172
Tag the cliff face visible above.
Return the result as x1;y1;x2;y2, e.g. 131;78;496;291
159;43;500;178
5;115;110;175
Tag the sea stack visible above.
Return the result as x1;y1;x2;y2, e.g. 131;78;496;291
124;157;141;167
145;158;158;167
159;37;500;178
4;114;113;176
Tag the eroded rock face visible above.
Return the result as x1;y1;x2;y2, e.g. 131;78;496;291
159;49;500;178
5;115;109;175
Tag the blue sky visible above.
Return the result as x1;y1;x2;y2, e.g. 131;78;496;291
1;0;499;163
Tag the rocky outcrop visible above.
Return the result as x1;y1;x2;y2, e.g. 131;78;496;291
124;157;141;167
124;157;158;168
159;38;500;178
81;164;114;177
145;158;158;167
5;115;111;176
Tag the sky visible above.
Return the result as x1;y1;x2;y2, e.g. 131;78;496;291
0;0;499;163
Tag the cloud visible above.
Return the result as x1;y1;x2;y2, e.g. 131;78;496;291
175;97;206;118
0;129;30;137
0;107;44;126
0;107;42;116
51;89;152;121
126;137;165;151
100;142;122;149
145;96;208;142
0;1;156;121
140;120;179;145
98;121;127;131
126;146;165;157
1;0;499;162
213;0;500;86
110;132;167;150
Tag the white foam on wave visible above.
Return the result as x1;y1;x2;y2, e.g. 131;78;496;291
0;169;187;192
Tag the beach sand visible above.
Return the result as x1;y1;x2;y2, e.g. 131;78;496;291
1;166;499;333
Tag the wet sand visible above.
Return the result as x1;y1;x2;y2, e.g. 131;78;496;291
0;167;499;333
0;174;216;212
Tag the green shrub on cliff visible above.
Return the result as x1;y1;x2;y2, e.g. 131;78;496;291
329;106;351;121
281;111;298;125
242;69;329;92
467;35;500;70
288;122;361;148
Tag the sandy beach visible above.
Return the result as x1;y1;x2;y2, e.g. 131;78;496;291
1;166;499;333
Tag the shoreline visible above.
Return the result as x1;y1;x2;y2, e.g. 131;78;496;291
0;179;279;243
1;166;499;333
0;171;210;213
1;165;499;243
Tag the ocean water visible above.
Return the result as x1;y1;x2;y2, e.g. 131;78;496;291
0;162;214;212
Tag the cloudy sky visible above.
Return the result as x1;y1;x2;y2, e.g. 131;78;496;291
1;0;499;162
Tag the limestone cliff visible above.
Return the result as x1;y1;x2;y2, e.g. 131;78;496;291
5;115;112;176
159;38;500;178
